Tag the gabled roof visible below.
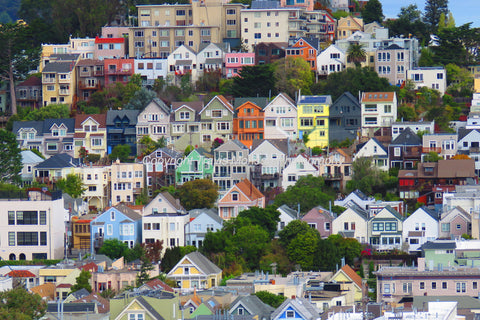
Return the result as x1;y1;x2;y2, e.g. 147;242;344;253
214;139;248;152
156;191;185;212
347;202;369;220
267;92;296;108
292;37;320;51
234;97;269;109
410;206;439;221
142;98;170;115
372;205;403;221
441;206;470;222
229;295;274;318
21;150;44;164
271;298;320;320
356;137;388;154
72;291;110;313
80;262;99;272
235;179;264;202
6;270;36;277
251;139;289;156
12;120;44;136
69;288;90;300
391;127;422;145
143;278;175;293
43;118;75;133
17;76;41;87
106;110;140;126
181;251;222;275
332;92;359;108
35;153;80;169
457;128;479;141
113;204;142;221
278;204;298;220
172;101;204;113
200;95;234;114
420;240;456;251
334;264;362;289
75;113;107;129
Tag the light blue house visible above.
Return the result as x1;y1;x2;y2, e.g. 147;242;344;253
90;204;142;254
185;208;223;248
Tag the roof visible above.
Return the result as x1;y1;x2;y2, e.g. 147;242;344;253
49;53;80;61
43;61;76;73
75;113;107;129
420;240;456;250
46;302;96;313
73;292;110;313
6;270;36;278
113;204;142;221
235;179;264;201
17;76;42;87
251;139;289;156
43;118;75;133
172;101;204;113
271;298;320;320
383;44;403;50
76;59;104;66
294;37;320;50
437;159;476;178
332;91;360;108
12;120;44;135
21;150;44;164
95;36;124;44
106;110;140;126
184;251;222;275
298;95;332;105
80;262;99;272
234;97;269;109
356;137;388;154
56;283;72;288
144;278;175;293
35;153;80;169
189;208;223;225
229;295;274;318
160;191;184;212
391;127;422;145
457;128;478;141
361;92;396;102
339;264;362;289
278;204;298;219
413;295;480;310
70;288;91;300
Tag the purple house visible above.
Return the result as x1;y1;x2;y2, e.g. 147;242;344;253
301;206;335;238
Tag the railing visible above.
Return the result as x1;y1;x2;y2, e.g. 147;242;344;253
78;81;102;90
43;78;55;83
422;147;442;153
105;69;132;75
59;89;70;95
94;70;104;76
322;173;343;180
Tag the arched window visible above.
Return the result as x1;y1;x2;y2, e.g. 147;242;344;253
19;253;26;260
9;253;16;261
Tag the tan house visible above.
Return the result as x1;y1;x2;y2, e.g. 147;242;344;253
167;251;222;292
42;54;80;108
74;113;108;158
336;16;363;40
110;160;145;206
130;0;245;56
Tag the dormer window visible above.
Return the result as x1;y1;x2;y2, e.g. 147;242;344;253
84;125;90;132
91;125;98;132
232;192;239;201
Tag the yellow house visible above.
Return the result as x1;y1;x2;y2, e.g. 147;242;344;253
297;95;331;148
336;16;363;40
74;113;108;158
42;54;80;108
167;251;222;292
330;264;363;303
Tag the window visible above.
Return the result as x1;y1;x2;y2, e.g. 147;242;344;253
394;147;401;157
456;282;466;293
8;211;14;225
254;33;261;39
403;282;412;293
8;232;15;246
232;193;238;201
442;282;447;289
432;282;437;289
17;232;39;245
420;282;425;289
286;311;295;318
176;9;185;15
442;223;450;232
473;282;477;289
40;211;47;225
16;211;38;225
437;73;444;79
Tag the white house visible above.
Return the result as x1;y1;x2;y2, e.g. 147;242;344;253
277;205;298;231
317;44;346;76
136;98;171;143
391;121;435;140
249;139;288;190
264;93;298;140
406;67;447;94
134;58;168;87
457;128;480;176
353;138;389;171
167;45;198;83
332;205;369;244
282;154;318;189
360;92;397;137
402;207;439;252
196;43;228;78
334;189;375;211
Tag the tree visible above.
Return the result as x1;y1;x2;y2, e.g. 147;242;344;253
0;288;46;319
418;48;435;67
230;65;276;97
70;269;92;293
124;243;145;262
160;246;182;273
255;291;286;308
125;87;156;110
445;63;473;97
138;135;166;156
143;240;164;264
327;235;362;266
99;239;128;259
286;231;318;270
56;173;87;198
279;220;314;248
233;225;270;270
25;104;70;121
347;44;366;68
177;179;218;210
274;57;313;98
237;206;280;239
423;151;442;162
137;258;154;286
0;129;22;185
109;144;132;162
0;22;41;115
424;0;449;33
346;158;397;196
273;175;334;214
385;5;428;44
362;0;383;24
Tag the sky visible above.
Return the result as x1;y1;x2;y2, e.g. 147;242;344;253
381;0;480;28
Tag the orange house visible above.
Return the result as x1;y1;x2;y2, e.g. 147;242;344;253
285;37;319;71
104;58;134;86
217;179;265;220
233;101;265;148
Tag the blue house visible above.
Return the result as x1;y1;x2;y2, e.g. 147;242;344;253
185;208;223;248
106;110;140;155
329;91;361;143
271;298;320;320
90;204;142;254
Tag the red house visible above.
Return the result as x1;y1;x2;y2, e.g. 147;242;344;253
104;58;134;86
286;37;319;70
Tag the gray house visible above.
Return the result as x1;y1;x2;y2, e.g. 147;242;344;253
329;92;361;143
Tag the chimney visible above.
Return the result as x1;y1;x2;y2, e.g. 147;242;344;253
417;257;425;272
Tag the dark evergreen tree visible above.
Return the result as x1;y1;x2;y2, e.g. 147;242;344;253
361;0;383;23
424;0;449;33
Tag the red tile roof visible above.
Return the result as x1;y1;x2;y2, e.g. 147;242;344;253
80;262;98;272
145;278;175;292
18;76;42;87
340;264;363;289
73;292;110;313
6;270;36;278
361;92;395;103
236;179;264;201
56;283;72;288
75;114;107;129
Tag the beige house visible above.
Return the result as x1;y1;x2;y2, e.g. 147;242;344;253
332;206;369;244
74;113;108;158
75;165;110;210
110;160;145;206
336;16;363;40
375;44;411;86
130;0;245;56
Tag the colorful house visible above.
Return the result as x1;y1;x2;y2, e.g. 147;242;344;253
286;37;320;70
175;149;213;185
217;179;265;220
167;251;222;292
264;92;298;140
225;52;255;78
198;95;235;147
73;113;108;158
233;99;266;148
301;206;335;238
297;95;331;148
271;298;321;320
330;264;363;302
41;54;80;108
104;58;134;86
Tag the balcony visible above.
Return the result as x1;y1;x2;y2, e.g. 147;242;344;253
214;173;230;178
322;173;343;180
133;187;142;194
59;89;70;95
261;172;280;180
43;78;55;83
78;81;102;90
105;68;132;75
422;147;442;153
58;77;71;84
94;70;104;76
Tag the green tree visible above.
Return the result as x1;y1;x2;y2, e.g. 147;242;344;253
230;64;276;97
445;63;473;97
418;48;435;67
423;151;442;162
432;23;480;67
424;0;449;33
255;291;286;308
137;258;154;286
70;269;92;293
138;135;166;156
385;4;428;44
56;173;87;198
124;243;145;262
177;179;218;210
99;239;128;260
274;57;313;98
0;288;46;319
237;206;280;239
315;238;340;271
398;105;417;121
0;129;22;185
109;144;132;162
25;104;70;121
0;22;41;114
273;175;333;214
278;220;313;248
362;0;383;23
346;158;396;196
160;246;182;273
346;44;366;67
327;234;362;266
233;225;270;270
125;87;156;110
286;231;318;270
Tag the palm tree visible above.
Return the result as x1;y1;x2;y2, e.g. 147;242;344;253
347;43;367;68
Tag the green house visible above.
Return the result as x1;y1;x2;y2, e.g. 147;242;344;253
175;148;213;185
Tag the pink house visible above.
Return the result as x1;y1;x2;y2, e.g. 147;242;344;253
224;53;255;79
94;37;126;60
104;58;134;86
218;179;265;220
301;206;334;238
439;207;471;239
